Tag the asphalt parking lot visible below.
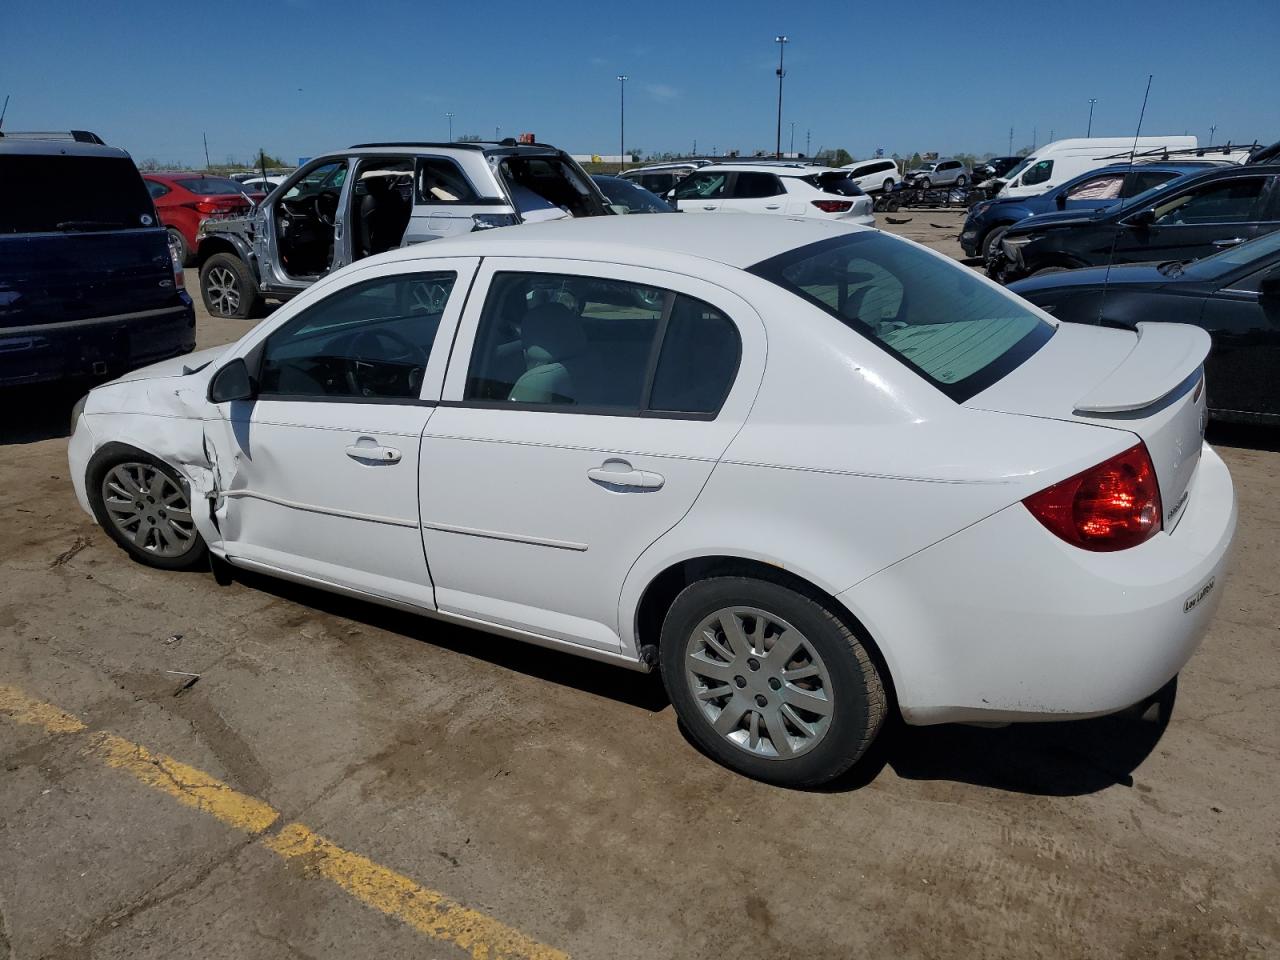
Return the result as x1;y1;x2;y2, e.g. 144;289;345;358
2;211;1278;960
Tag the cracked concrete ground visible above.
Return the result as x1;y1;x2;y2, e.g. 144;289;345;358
1;212;1278;959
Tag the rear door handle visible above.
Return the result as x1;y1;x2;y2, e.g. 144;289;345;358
345;437;402;464
1212;237;1245;247
765;204;781;210
703;205;717;210
587;459;664;490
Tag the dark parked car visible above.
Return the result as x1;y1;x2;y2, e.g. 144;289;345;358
995;164;1280;283
974;156;1022;182
962;162;1222;262
591;175;676;213
1011;228;1280;423
0;131;195;387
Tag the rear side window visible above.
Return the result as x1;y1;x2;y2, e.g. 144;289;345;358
465;272;740;416
731;172;784;198
146;181;171;199
0;154;155;234
1123;170;1177;196
416;157;481;204
748;232;1052;401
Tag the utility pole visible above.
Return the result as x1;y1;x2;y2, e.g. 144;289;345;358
789;121;796;156
202;132;211;170
445;112;454;141
617;75;628;172
1032;126;1037;151
495;125;501;141
774;35;789;159
1209;124;1217;144
1087;98;1097;136
806;129;811;156
1008;127;1014;154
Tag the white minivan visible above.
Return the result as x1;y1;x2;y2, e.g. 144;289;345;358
995;137;1197;199
840;158;901;193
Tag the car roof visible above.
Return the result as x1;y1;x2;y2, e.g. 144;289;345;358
697;163;836;176
373;212;867;271
0;139;130;160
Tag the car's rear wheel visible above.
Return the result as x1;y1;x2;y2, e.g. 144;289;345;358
88;450;207;570
956;174;967;188
200;253;259;320
166;228;190;267
883;178;894;193
660;577;886;786
917;177;931;190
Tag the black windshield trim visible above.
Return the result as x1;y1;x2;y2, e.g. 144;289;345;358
746;232;1055;403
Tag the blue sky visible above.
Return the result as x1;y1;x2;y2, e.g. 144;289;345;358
3;0;1277;166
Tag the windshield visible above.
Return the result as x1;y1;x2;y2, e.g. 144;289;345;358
749;232;1053;401
916;163;937;172
0;154;155;233
592;176;674;213
1179;228;1280;279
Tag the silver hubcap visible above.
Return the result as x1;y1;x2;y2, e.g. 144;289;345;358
102;463;196;558
685;606;834;760
206;266;240;315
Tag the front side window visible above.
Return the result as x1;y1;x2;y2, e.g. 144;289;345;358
1153;177;1266;225
749;232;1052;401
732;172;784;199
415;157;481;204
1065;174;1124;201
283;161;347;201
1021;160;1054;186
465;272;740;416
673;172;728;200
259;272;456;400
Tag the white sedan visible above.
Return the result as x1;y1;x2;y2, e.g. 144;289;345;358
68;215;1236;786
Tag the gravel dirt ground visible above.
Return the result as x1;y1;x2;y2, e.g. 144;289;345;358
2;211;1278;960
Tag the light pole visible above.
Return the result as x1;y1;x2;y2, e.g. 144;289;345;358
1087;98;1097;137
617;75;628;172
445;112;454;142
789;121;796;157
1209;124;1217;144
774;35;789;159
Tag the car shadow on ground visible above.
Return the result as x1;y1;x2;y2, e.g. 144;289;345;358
0;382;88;445
232;565;1174;796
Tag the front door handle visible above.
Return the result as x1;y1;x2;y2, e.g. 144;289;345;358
765;204;781;210
1212;237;1245;247
587;458;664;491
703;205;717;210
346;437;402;464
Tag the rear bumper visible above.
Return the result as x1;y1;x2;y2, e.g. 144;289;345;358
840;443;1237;725
0;298;196;387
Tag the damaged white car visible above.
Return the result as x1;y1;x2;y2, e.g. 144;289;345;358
69;215;1236;786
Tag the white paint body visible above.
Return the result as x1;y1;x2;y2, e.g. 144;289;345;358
672;164;875;225
996;136;1199;199
68;216;1235;725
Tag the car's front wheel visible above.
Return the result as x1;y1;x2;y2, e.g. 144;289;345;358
956;174;967;187
882;178;894;193
660;577;887;786
200;253;260;320
88;449;208;570
982;225;1011;262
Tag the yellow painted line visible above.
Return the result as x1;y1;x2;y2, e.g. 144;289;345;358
0;685;569;960
0;683;88;734
265;823;569;960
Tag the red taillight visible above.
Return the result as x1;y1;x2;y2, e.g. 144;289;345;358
811;199;854;213
194;199;244;215
1023;443;1162;551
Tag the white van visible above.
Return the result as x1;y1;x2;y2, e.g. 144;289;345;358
996;137;1197;199
840;158;901;193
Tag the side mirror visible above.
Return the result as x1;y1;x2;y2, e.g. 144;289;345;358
208;357;256;403
608;203;630;215
1127;208;1156;228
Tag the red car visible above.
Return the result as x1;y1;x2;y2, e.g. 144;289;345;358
143;174;263;265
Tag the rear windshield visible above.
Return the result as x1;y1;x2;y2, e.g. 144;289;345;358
175;177;246;195
0;154;155;234
748;232;1053;401
801;172;864;196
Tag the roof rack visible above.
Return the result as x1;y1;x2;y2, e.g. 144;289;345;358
1096;142;1259;162
0;129;105;144
347;139;560;152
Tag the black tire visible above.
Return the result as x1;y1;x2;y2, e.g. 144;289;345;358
882;178;894;194
166;228;191;267
659;577;887;787
955;174;967;188
982;225;1011;263
200;252;260;320
917;177;931;190
87;447;208;571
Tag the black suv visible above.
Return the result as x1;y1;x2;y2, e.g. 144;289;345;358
0;131;194;386
995;164;1280;283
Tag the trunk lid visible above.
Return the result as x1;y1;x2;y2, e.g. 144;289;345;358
0;228;176;329
967;321;1210;531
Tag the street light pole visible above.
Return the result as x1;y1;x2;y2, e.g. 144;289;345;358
445;112;454;142
1087;98;1097;137
774;35;789;159
617;75;628;172
790;121;795;156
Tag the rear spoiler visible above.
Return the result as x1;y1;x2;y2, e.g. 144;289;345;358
1074;322;1211;414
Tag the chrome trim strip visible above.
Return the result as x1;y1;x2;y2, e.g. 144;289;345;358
420;519;588;552
221;489;419;528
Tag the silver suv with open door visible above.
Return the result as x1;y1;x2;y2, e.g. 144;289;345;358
195;140;609;318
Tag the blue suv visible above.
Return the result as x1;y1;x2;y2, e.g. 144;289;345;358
0;131;195;387
960;162;1229;262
